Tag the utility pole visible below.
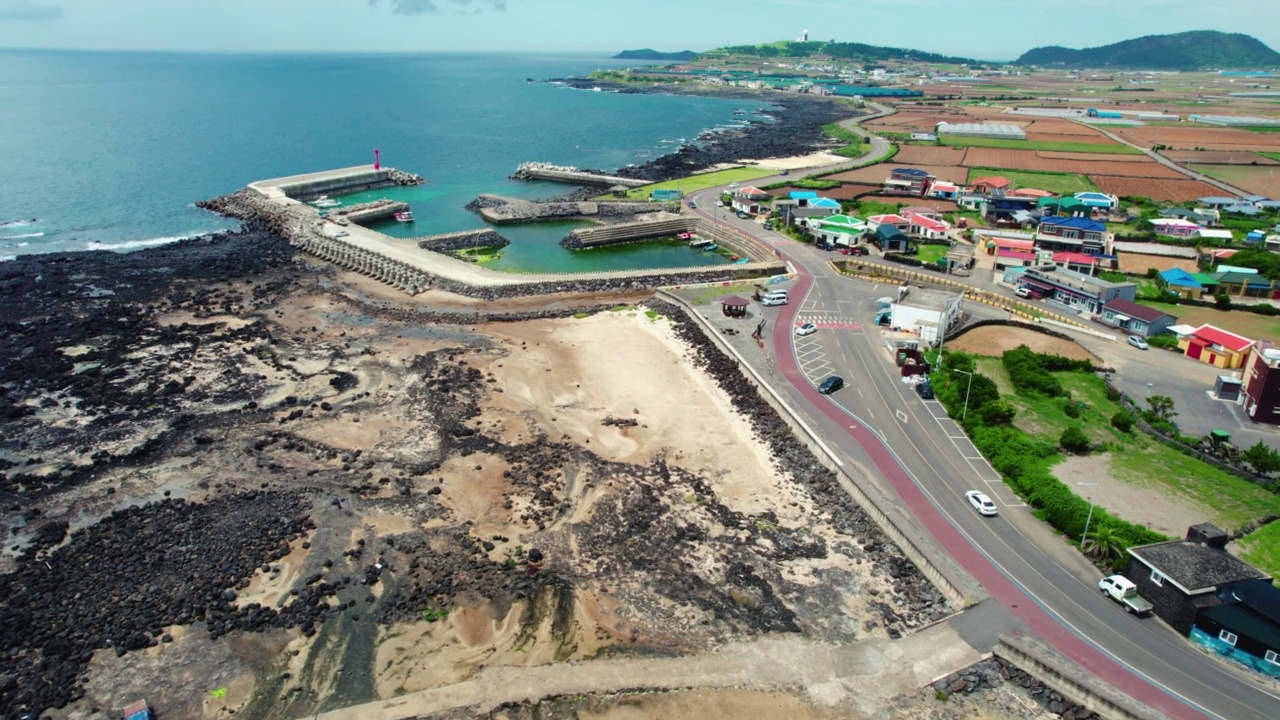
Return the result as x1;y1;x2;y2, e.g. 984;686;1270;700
954;369;974;420
1078;482;1099;551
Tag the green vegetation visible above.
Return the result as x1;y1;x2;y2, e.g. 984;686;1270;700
1139;300;1280;339
673;281;762;306
941;137;1143;154
965;167;1100;194
1259;152;1280;162
711;39;977;64
847;198;906;217
1016;31;1280;71
916;245;949;265
822;122;869;158
611;49;698;61
1240;521;1280;585
614;166;775;201
454;246;505;263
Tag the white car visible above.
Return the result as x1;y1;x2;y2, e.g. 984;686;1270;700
335;230;350;238
795;323;817;337
1127;335;1149;350
966;490;998;517
729;182;739;189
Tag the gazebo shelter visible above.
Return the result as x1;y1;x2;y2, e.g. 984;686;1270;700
609;185;630;198
721;296;750;317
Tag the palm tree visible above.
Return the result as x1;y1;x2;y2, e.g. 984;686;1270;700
1082;525;1128;566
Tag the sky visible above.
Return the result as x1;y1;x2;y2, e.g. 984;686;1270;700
1;0;1279;61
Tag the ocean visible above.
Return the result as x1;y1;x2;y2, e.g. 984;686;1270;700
0;50;770;271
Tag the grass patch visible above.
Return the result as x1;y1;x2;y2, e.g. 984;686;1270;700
941;136;1143;154
916;245;949;265
1239;521;1280;585
671;281;762;306
1139;301;1280;340
823;121;867;157
1259;152;1280;162
966;167;1100;195
610;167;776;201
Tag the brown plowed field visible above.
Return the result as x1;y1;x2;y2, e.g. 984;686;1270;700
1116;126;1280;150
1091;176;1222;202
1160;150;1280;165
1023;133;1121;145
892;145;967;165
960;148;1183;178
1024;120;1105;136
1116;253;1198;274
1038;151;1153;163
826;164;970;184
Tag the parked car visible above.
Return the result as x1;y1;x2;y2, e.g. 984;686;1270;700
843;245;868;256
761;295;787;307
915;380;934;399
763;221;774;230
966;490;998;516
729;182;740;189
817;375;844;394
795;323;817;337
779;169;790;176
688;201;697;209
736;211;749;219
715;200;724;207
1127;335;1149;350
335;230;350;238
1098;575;1154;616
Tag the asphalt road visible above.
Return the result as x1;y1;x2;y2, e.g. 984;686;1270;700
687;187;1280;720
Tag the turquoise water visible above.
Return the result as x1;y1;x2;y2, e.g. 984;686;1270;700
0;50;767;271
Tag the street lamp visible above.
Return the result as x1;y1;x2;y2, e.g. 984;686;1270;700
953;369;974;420
1078;482;1099;551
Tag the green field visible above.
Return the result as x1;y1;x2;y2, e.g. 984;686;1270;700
916;245;949;264
1140;301;1280;341
975;358;1280;538
609;167;778;201
672;281;763;305
941;136;1144;154
966;167;1100;195
1240;521;1280;587
1260;152;1280;162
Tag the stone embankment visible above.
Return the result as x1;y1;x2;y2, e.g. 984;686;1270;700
333;199;409;225
511;162;650;188
285;168;424;202
931;656;1102;720
465;194;671;225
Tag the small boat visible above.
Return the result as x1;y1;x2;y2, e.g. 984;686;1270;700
702;243;718;252
394;211;415;223
310;195;340;208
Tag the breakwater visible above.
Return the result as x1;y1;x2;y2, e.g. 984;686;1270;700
511;162;650;188
465;194;669;225
563;217;777;263
248;164;423;201
334;199;410;225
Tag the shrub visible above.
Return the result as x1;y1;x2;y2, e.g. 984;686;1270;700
1215;293;1233;310
979;399;1017;426
1060;425;1091;453
1111;411;1135;433
1146;334;1179;350
1063;401;1081;419
1002;345;1064;396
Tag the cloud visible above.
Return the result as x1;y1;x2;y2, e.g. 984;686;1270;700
368;0;507;14
0;0;63;20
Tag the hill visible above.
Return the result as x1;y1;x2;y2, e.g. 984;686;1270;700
1016;31;1280;70
612;49;699;61
705;40;978;65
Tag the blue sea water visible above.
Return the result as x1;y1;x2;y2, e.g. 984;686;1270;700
0;50;770;271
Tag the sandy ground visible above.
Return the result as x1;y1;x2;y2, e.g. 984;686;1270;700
946;326;1102;363
738;151;847;169
1052;454;1208;538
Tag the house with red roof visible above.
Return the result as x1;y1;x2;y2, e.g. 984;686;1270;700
1052;251;1100;276
902;210;951;240
731;186;770;215
971;176;1011;194
1179;324;1255;369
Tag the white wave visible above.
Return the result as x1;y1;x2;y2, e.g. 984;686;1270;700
0;255;14;262
85;232;209;252
1;219;37;228
0;232;45;240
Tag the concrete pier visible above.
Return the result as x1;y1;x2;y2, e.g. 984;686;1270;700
248;164;423;200
511;162;650;188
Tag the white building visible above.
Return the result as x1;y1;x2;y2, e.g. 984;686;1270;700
889;289;966;345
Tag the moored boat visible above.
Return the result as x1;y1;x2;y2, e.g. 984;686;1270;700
310;195;340;208
394;210;415;223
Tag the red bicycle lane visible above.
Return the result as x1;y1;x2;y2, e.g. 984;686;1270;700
762;256;1209;720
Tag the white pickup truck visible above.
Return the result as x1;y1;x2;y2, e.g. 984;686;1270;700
1099;575;1153;616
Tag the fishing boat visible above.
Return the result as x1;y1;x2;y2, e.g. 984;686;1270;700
394;210;415;223
310;195;340;208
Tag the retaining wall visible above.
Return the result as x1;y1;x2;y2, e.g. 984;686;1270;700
995;635;1172;720
566;217;777;263
655;288;980;611
519;168;649;188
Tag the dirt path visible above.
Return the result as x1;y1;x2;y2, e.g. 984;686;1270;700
312;623;983;720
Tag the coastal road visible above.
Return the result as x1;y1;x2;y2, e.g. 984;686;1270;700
686;187;1280;720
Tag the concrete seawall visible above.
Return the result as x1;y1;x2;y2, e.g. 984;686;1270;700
565;217;778;263
248;164;423;200
511;162;650;188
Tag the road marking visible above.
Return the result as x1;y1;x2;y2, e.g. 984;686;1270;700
896;410;909;424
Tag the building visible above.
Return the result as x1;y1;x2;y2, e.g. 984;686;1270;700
1178;324;1255;369
1124;525;1268;636
808;214;868;247
935;122;1027;141
909;132;938;142
1213;268;1276;298
1035;216;1112;255
1010;188;1054;199
833;85;924;98
1241;341;1280;424
1038;196;1089;218
1051;251;1099;275
1191;579;1280;680
1197;228;1235;242
1150;218;1201;237
649;188;684;201
903;210;951;240
731;186;771;215
866;214;909;232
984;192;1037;226
972;176;1012;194
928;181;959;200
883;167;934;196
1021;265;1137;314
888;288;965;344
1074;192;1119;211
1099;298;1177;337
1159;268;1207;299
1160;207;1218;226
872;224;912;253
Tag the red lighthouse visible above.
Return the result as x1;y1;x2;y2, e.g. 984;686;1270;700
374;149;381;170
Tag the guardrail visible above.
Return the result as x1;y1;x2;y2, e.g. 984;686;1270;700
995;634;1173;720
655;288;980;611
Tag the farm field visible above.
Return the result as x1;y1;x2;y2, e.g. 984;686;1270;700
1115;253;1197;274
1193;165;1280;197
1021;133;1132;147
825;164;970;184
965;167;1098;194
1139;301;1280;340
1115;125;1280;151
960;148;1183;177
1022;120;1108;136
1091;176;1223;202
940;136;1141;153
1037;151;1154;163
891;145;967;165
1160;150;1280;165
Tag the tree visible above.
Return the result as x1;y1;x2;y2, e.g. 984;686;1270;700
978;400;1017;426
1110;411;1135;433
1060;425;1091;454
1215;293;1233;310
1146;395;1177;421
1082;525;1128;566
1242;441;1280;476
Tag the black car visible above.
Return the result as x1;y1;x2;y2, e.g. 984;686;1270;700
818;376;844;394
915;380;934;399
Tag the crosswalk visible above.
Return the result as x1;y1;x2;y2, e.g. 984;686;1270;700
793;314;863;330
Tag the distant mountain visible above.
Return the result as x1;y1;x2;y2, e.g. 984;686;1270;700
1016;31;1280;70
612;49;699;61
705;40;978;65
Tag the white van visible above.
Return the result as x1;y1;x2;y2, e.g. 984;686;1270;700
761;295;788;307
763;288;789;301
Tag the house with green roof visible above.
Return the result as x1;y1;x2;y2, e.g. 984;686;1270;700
808;214;868;247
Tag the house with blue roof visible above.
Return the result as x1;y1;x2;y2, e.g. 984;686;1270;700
788;191;819;201
1161;268;1204;299
1035;216;1112;255
884;167;934;196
